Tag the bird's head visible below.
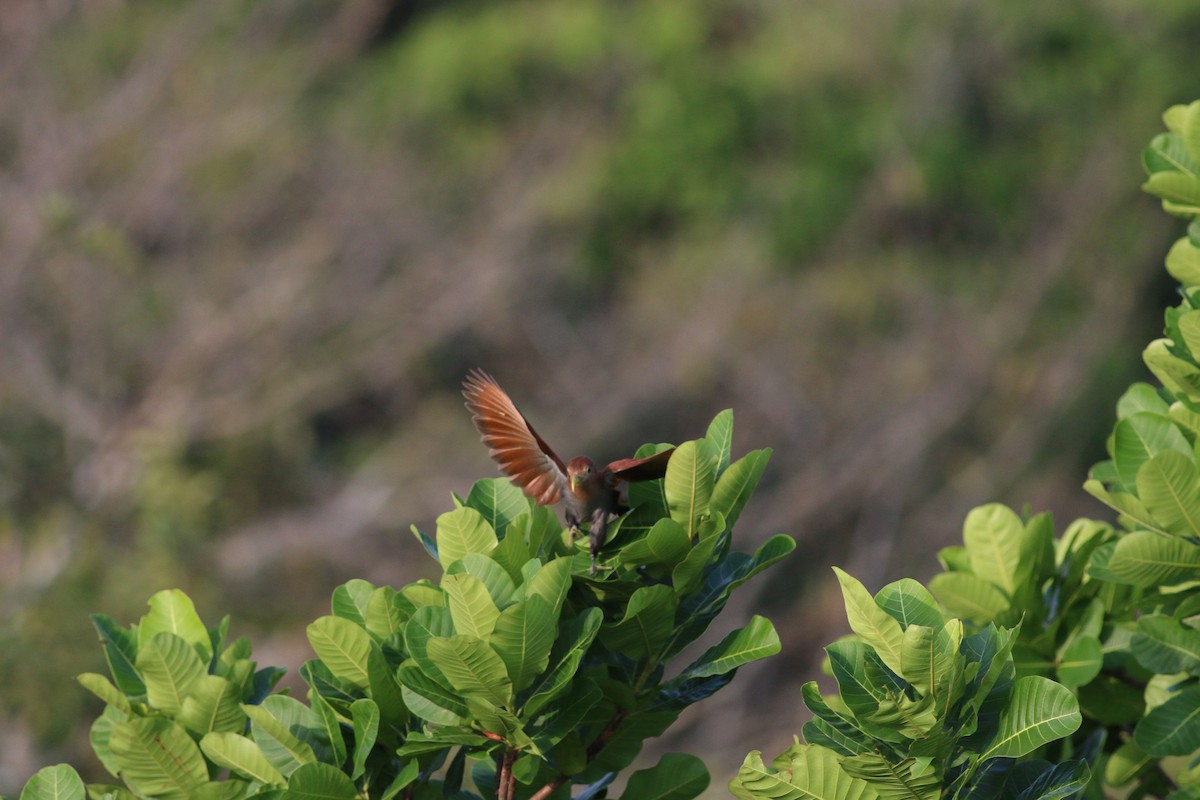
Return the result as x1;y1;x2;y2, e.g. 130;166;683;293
567;457;597;492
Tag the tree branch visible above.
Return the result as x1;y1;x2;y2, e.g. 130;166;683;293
529;710;629;800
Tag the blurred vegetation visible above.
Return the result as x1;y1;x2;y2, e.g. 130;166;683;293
1;0;1199;792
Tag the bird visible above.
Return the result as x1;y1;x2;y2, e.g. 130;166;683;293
462;369;674;573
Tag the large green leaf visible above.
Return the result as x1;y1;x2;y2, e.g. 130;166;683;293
833;568;904;676
1106;530;1200;587
90;615;145;697
1054;636;1102;691
426;634;513;708
523;608;602;717
1137;450;1200;538
677;616;780;679
599;584;678;660
619;753;709;800
243;700;319;775
396;661;468;721
927;572;1010;624
1112;412;1192;489
962;504;1025;597
619;517;692;567
283;762;357;800
730;745;880;800
135;632;207;715
18;765;85;800
443;572;500;639
330;579;374;627
1117;383;1171;418
309;693;347;769
1132;615;1200;673
489;595;556;691
306;616;371;690
900;620;961;698
710;448;772;531
524;555;573;618
363;586;411;641
177;674;246;735
981;676;1081;760
1167;237;1200;286
109;717;208;799
403;604;454;678
446;553;518;609
349;699;379;781
465;477;528;535
200;732;287;787
874;580;943;629
1133;685;1200;756
435;506;498;570
665;439;718;539
137;589;213;664
839;753;941;800
530;678;602;751
76;673;132;716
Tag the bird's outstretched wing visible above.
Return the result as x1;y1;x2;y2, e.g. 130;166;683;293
462;370;570;506
605;448;675;482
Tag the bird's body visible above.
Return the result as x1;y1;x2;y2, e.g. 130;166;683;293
462;370;673;571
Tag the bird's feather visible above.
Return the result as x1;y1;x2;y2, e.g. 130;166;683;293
605;448;675;482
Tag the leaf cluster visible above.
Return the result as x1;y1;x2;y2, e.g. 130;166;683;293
10;413;792;800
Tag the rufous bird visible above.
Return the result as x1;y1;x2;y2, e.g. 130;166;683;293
462;369;674;573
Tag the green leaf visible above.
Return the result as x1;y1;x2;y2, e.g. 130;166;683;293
874;580;943;629
1118;383;1171;418
1054;636;1101;690
1167;238;1200;286
447;553;518;609
90;615;145;697
619;517;693;567
283;762;357;800
1145;170;1200;208
524;608;602;717
1183;100;1200;166
76;673;132;716
177;674;247;735
665;439;718;539
396;661;468;721
1137;451;1200;538
900;620;961;698
200;732;287;787
138;589;213;664
427;634;513;708
706;410;735;476
600;584;678;661
443;572;500;639
19;765;85;800
928;572;1010;624
678;616;780;679
436;506;498;570
109;717;208;799
403;605;454;679
349;699;378;781
1132;615;1200;673
330;579;374;626
981;676;1081;759
962;504;1023;596
363;586;411;641
1104;740;1151;787
833;568;905;676
620;753;709;800
243;698;319;774
530;679;602;751
1107;530;1200;587
839;753;941;800
135;632;207;715
465;478;529;535
1134;685;1200;756
1113;412;1193;489
524;556;573;618
306;616;371;690
489;595;556;691
730;745;879;800
309;693;347;769
710;448;772;530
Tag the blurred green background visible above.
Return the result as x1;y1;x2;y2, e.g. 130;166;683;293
2;0;1199;792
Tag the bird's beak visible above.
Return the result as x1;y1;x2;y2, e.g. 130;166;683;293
570;475;580;491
